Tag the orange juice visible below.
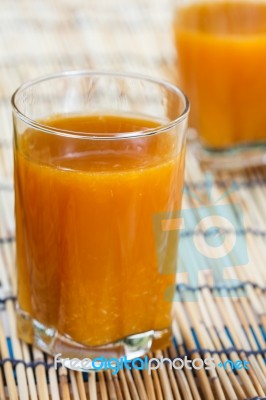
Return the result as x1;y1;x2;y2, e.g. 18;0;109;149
174;1;266;149
15;115;185;348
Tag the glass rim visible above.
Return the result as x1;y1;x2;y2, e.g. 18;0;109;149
11;70;189;140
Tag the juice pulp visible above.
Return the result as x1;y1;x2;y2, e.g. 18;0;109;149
15;115;185;347
174;1;266;149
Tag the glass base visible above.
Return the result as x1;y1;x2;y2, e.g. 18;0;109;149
190;138;266;170
16;307;171;370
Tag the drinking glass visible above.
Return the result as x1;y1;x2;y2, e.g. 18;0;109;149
173;0;266;169
12;71;189;368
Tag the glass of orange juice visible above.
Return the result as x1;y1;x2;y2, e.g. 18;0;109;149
174;0;266;169
12;71;189;368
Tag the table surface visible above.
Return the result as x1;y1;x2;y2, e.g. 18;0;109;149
0;0;265;399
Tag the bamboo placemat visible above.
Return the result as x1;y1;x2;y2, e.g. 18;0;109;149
0;0;265;398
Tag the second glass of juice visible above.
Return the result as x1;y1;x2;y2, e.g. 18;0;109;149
13;71;189;367
174;0;266;169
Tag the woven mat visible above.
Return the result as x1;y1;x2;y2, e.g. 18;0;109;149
0;0;265;398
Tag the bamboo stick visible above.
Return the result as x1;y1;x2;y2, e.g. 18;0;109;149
173;303;215;400
154;350;174;400
131;369;148;400
150;368;164;400
104;370;118;400
21;343;38;400
33;348;49;400
171;322;201;400
0;362;7;400
118;369;132;400
88;372;97;400
76;371;88;400
47;356;60;400
142;368;156;400
112;374;123;400
59;366;71;400
0;316;18;399
5;301;29;400
124;369;140;400
162;349;182;400
98;371;108;400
